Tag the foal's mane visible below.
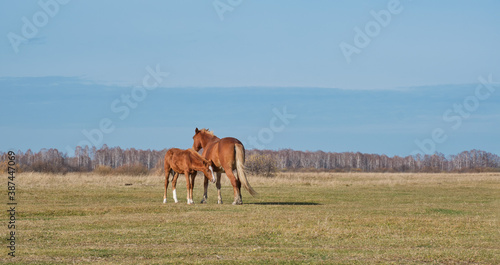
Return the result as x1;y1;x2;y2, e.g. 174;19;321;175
188;148;210;163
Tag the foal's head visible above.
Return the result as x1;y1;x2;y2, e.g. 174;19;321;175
189;148;216;183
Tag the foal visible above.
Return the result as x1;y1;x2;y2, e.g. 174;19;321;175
163;148;215;204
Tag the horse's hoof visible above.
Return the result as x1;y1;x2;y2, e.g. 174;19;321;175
218;200;223;204
200;199;207;204
232;200;242;205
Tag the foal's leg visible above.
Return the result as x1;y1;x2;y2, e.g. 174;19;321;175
171;172;179;203
190;173;196;204
164;167;171;203
200;177;209;204
185;171;193;204
216;172;223;204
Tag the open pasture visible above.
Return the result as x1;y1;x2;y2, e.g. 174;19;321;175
2;172;499;264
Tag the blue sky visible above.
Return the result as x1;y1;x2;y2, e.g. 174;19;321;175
1;1;499;156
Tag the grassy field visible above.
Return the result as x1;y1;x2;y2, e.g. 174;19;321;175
2;172;499;264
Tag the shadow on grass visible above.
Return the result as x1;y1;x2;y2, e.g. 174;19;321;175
248;202;321;206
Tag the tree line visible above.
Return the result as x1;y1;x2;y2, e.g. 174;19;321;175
253;149;500;173
1;145;499;175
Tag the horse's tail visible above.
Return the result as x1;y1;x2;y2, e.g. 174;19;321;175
164;152;174;179
235;143;257;197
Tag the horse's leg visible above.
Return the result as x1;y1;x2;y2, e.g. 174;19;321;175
216;172;223;204
200;176;209;204
235;170;242;203
172;172;179;203
224;165;242;205
164;167;171;203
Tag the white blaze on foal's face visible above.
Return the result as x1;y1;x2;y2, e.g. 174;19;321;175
209;166;215;183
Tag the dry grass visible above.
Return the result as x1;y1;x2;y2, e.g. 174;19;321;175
264;171;500;186
2;172;499;264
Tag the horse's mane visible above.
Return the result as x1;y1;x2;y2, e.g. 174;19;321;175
200;128;214;136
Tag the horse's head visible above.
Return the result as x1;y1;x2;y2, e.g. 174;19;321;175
192;127;215;151
192;128;203;151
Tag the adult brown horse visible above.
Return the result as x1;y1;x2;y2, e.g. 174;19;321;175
192;128;257;205
163;148;215;204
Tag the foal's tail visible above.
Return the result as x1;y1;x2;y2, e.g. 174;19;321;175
235;144;257;197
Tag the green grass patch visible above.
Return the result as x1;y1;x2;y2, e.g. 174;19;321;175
426;208;466;215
